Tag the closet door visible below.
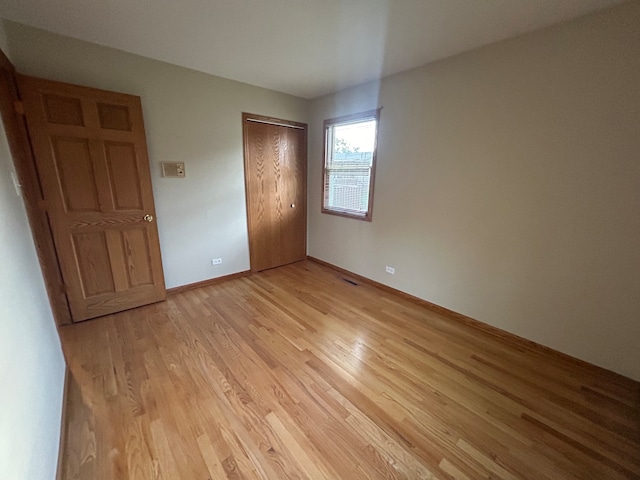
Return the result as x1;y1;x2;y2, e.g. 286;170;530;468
243;113;307;271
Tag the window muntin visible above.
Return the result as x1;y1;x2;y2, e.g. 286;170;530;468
322;110;379;221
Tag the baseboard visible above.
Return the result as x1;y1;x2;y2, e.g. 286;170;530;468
306;256;636;386
55;365;70;480
167;270;251;295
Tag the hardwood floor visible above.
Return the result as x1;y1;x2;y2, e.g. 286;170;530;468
58;260;640;479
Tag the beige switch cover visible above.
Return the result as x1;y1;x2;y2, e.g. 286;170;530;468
162;162;185;178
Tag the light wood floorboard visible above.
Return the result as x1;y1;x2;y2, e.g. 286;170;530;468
58;260;640;479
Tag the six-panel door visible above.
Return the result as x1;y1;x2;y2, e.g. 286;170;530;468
19;75;166;321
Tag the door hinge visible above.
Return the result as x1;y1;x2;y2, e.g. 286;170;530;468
14;101;25;115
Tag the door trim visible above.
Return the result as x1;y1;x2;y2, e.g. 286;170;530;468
0;49;72;325
241;112;307;272
245;116;305;130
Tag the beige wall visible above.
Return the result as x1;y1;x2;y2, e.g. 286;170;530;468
0;24;66;479
2;2;639;383
308;2;640;380
2;20;309;289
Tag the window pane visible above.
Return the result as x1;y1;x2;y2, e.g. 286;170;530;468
326;168;371;214
322;109;379;221
329;120;376;168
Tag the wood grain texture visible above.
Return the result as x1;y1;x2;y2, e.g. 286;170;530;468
279;125;307;266
0;50;72;325
19;75;166;321
243;113;307;272
166;270;251;295
307;256;635;387
57;261;640;480
56;367;71;480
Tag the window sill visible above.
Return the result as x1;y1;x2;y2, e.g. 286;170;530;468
321;208;372;222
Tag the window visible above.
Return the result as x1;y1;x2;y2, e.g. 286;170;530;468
322;109;380;221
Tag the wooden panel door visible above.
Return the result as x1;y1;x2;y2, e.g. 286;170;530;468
243;114;307;271
19;75;166;321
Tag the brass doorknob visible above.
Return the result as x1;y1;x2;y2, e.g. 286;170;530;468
143;214;154;222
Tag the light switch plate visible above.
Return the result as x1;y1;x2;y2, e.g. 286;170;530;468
162;162;186;178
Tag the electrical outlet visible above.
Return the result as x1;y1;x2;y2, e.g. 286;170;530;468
385;266;395;274
211;258;222;266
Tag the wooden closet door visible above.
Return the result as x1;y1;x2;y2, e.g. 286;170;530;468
19;75;166;321
243;114;307;272
278;125;307;265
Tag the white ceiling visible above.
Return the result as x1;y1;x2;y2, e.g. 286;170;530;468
0;0;627;99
